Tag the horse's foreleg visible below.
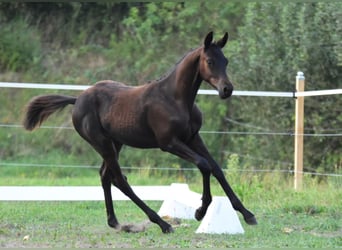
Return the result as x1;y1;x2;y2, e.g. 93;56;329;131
213;165;257;225
187;136;213;220
194;169;212;221
160;137;214;220
189;134;257;225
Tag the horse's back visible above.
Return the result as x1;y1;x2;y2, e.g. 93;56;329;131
72;79;202;148
72;80;158;148
96;80;128;87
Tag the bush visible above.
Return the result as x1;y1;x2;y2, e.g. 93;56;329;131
0;19;41;71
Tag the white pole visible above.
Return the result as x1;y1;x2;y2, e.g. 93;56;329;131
294;72;305;190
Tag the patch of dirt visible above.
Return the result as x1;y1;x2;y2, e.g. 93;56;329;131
309;229;342;238
119;220;151;233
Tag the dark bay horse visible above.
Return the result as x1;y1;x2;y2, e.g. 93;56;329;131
23;32;257;233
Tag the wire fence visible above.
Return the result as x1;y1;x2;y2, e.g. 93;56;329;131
0;161;340;178
1;123;342;137
0;82;341;180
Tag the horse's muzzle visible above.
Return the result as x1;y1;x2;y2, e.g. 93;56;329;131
219;84;233;99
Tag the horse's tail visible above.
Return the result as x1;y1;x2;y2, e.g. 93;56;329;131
23;95;77;131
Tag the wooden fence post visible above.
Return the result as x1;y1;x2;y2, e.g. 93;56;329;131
294;71;305;190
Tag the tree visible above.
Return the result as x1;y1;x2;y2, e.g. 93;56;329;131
228;2;342;174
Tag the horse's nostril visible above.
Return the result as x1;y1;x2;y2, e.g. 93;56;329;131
221;85;233;99
224;86;232;95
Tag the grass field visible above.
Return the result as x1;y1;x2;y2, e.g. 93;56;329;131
0;165;341;248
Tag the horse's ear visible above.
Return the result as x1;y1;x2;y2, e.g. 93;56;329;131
204;31;213;50
216;32;229;48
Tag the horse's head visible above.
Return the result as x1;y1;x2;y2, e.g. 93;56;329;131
199;32;233;99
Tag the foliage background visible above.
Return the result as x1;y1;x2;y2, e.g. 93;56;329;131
0;2;341;178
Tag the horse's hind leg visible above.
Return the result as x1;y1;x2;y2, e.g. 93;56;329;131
73;114;120;229
109;162;173;233
74;118;172;233
101;142;173;233
90;140;123;229
99;161;119;228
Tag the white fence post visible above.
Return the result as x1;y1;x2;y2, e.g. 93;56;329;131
294;71;305;190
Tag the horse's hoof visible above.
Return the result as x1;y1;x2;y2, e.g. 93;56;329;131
162;225;174;234
108;219;120;229
195;208;205;221
245;215;258;225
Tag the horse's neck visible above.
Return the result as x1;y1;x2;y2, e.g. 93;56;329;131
172;48;202;109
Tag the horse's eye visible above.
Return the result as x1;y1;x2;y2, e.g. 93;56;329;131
206;59;214;66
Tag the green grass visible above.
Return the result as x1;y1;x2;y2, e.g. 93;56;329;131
0;165;341;248
0;195;340;248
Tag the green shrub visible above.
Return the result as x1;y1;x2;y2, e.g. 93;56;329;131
0;19;41;71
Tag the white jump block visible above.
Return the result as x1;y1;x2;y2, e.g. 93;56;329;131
158;183;201;219
196;196;244;234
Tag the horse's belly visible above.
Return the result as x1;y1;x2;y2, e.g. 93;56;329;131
103;112;158;148
111;128;159;149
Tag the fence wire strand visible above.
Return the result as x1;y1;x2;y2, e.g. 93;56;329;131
1;123;341;137
0;162;341;177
